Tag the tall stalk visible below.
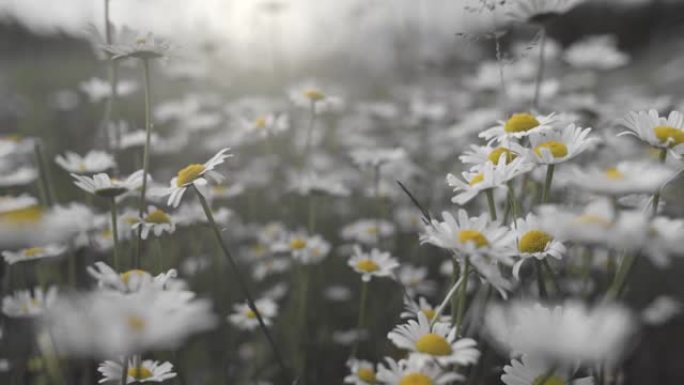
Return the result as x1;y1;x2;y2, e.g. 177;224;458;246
455;258;470;337
352;280;370;357
541;164;555;204
135;58;152;268
109;197;120;270
651;148;668;216
485;189;497;221
533;27;546;110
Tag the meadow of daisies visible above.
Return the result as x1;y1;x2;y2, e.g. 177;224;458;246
2;0;684;385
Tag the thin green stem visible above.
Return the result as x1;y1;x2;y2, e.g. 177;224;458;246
352;280;369;357
450;258;459;322
533;26;546;110
455;258;470;337
605;253;637;301
542;259;561;295
652;148;668;217
120;356;129;385
109;197;120;270
541;164;555;204
307;194;316;233
34;142;54;206
135;58;152;268
303;101;316;166
192;185;290;379
535;259;548;299
507;182;519;220
485;189;497;221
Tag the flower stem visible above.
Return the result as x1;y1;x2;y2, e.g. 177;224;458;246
533;26;546;110
605;253;637;301
455;258;470;336
352;280;369;357
651;148;668;217
34;142;54;206
303;101;316;166
485;189;497;221
541;164;555;204
450;258;459;322
535;259;548;299
135;57;152;268
109;197;120;270
192;185;290;379
120;357;129;385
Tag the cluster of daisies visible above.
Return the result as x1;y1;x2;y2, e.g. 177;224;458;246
1;0;684;384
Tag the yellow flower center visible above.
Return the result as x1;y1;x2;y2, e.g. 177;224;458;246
654;125;684;147
23;247;45;257
128;367;153;380
135;38;147;45
421;308;436;320
534;141;568;159
145;209;171;224
366;226;380;235
304;89;326;102
120;269;148;284
1;206;43;223
533;375;566;385
518;230;553;253
176;164;205;187
504;113;540;133
357;368;376;384
355;259;379;273
576;214;612;227
254;117;267;129
101;229;113;239
415;333;453;356
488;147;517;164
245;309;257;319
604;167;624;180
127;314;146;331
469;173;485;187
458;229;489;248
399;373;434;385
289;238;307;250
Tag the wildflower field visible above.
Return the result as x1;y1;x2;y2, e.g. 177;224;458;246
1;1;684;385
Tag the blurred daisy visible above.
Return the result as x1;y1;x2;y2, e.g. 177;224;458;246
513;124;596;165
289;81;327;108
252;257;291;281
2;244;66;265
642;296;681;326
71;170;145;199
80;77;137;103
341;219;395;245
506;0;585;24
210;182;245;200
401;296;449;323
447;157;532;205
387;312;480;366
0;167;38;187
350;148;407;169
0;194;38;214
348;245;399;282
568;161;677;196
132;206;176;240
479;112;556;142
98;358;176;384
103;31;171;60
460;143;520;166
377;355;464;385
511;214;566;279
288;173;350;197
87;262;180;293
485;301;635;365
228;298;278;331
241;113;289;138
2;286;57;318
55;151;115;174
166;148;232;207
502;355;594;385
564;35;629;70
344;359;377;385
272;232;331;265
397;265;437;296
620;109;684;156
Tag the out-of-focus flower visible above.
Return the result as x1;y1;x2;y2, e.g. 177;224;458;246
228;298;278;331
272;232;331;265
447;157;532;205
506;0;586;24
568;161;677;196
3;286;57;318
350;148;407;169
564;35;629;70
641;296;681;326
502;355;594;385
87;262;182;294
79;77;137;103
98;358;176;384
0;167;38;187
397;265;437;296
0;203;95;248
2;244;66;265
132;206;176;240
341;219;395;245
400;296;449;323
103;31;171;61
347;245;399;282
55;151;116;174
344;359;377;385
71;170;144;199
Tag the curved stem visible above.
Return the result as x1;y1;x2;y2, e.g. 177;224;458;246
605;253;637;301
533;26;546;110
135;58;152;268
109;197;120;270
455;258;470;336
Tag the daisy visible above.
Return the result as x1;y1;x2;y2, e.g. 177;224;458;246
98;358;176;384
132;206;176;240
116;129;160;150
564;35;629;71
341;219;395;245
0;194;38;214
241;113;289;138
376;355;464;385
272;232;331;265
103;31;172;61
0;167;38;187
568;161;677;196
511;214;566;279
2;286;57;318
344;359;377;385
513;124;597;165
479;112;556;142
502;355;594;385
2;244;66;265
55;151;116;174
620;109;684;156
87;262;180;293
166;148;232;207
71;170;145;199
459;143;520;166
400;296;450;323
641;296;681;326
288;173;351;197
348;245;399;282
252;257;291;281
387;312;480;366
79;77;138;103
397;265;437;296
506;0;586;24
288;81;328;108
350;148;407;169
485;301;635;365
228;298;278;331
210;182;245;200
447;157;533;205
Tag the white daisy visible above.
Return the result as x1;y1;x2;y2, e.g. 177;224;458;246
459;143;520;166
71;170;145;198
568;161;677;196
502;355;594;385
210;182;245;200
241;113;289;138
228;298;278;331
166;148;232;208
511;214;566;280
341;219;395;245
350;147;407;169
0;194;37;214
641;296;681;326
447;157;533;205
387;312;480;366
347;245;399;282
397;265;437;296
271;232;331;265
103;30;171;61
2;286;57;318
252;257;291;281
344;359;377;385
2;244;66;265
0;167;38;187
98;358;176;384
479;112;556;142
400;296;450;324
376;355;464;385
87;262;181;293
80;77;138;103
55;151;115;174
620;109;684;156
132;206;176;240
564;35;629;71
513;124;597;165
